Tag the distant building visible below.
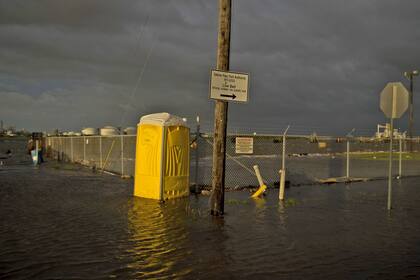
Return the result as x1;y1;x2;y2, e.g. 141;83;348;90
6;130;16;137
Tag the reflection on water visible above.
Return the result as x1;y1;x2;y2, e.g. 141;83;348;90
126;198;192;279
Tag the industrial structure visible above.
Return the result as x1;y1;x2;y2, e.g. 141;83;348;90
375;123;406;139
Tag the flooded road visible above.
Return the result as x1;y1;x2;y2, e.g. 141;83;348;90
1;140;420;279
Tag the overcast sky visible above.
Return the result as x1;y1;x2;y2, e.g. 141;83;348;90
1;0;419;135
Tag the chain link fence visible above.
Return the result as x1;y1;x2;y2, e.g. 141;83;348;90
46;134;420;189
46;136;133;176
193;134;420;189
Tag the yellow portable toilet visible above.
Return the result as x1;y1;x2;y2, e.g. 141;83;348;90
134;113;190;200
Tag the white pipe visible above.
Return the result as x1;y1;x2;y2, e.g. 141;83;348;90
253;165;264;186
279;169;286;200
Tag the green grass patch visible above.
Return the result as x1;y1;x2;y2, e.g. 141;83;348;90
284;198;298;207
227;199;249;205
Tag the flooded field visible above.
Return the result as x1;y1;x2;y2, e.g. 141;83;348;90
1;138;420;279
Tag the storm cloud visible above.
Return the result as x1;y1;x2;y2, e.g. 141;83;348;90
0;0;419;135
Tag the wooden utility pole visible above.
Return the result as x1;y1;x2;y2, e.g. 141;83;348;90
209;0;231;216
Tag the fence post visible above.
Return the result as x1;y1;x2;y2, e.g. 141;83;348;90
121;135;124;176
346;140;350;179
399;138;402;178
83;136;86;164
279;135;286;201
99;136;102;169
195;116;200;193
345;129;355;179
71;137;74;162
279;125;290;201
57;137;59;161
59;137;62;161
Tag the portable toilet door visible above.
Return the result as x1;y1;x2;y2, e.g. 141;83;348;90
163;124;190;199
134;113;190;200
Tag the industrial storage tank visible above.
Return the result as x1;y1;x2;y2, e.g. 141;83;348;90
100;126;119;136
81;127;98;136
123;127;136;135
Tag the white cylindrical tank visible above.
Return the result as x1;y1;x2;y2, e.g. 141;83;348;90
81;127;99;136
124;127;136;135
100;126;119;136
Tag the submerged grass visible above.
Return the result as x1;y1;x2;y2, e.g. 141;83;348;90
284;198;298;207
227;199;249;205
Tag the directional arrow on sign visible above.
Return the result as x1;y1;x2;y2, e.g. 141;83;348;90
220;94;236;99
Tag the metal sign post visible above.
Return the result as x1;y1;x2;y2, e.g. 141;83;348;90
387;117;394;210
380;82;409;210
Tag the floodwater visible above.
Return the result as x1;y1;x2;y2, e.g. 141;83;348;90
1;138;420;279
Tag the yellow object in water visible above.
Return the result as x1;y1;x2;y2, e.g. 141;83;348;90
134;113;190;200
251;165;267;198
251;184;267;198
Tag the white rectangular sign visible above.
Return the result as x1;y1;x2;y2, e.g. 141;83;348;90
235;137;253;154
210;70;249;103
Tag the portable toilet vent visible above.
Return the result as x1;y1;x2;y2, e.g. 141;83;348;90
134;113;190;200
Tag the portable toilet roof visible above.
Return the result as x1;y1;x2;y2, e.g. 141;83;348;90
139;112;187;127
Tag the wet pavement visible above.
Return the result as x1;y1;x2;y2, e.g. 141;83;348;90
1;138;420;279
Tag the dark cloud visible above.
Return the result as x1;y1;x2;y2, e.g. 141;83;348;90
0;0;419;136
